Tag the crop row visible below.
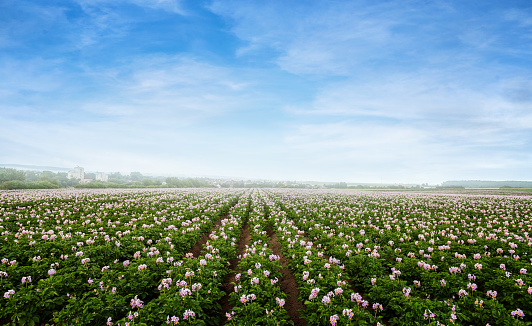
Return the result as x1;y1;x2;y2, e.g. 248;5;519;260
223;192;291;325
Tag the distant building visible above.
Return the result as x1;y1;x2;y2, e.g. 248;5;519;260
67;166;84;180
67;167;108;184
95;172;108;182
80;175;94;184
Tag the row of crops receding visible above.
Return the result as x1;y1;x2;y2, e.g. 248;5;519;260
0;188;531;325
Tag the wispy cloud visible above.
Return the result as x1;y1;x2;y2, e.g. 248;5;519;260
210;1;403;75
505;8;532;27
76;0;185;15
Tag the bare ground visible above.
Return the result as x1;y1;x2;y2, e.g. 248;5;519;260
219;217;250;325
280;218;391;325
267;227;307;326
188;214;227;258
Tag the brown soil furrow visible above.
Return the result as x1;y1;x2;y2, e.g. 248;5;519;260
188;214;227;258
266;227;306;326
279;214;390;324
219;218;250;325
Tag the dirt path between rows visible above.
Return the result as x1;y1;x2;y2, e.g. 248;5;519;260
278;211;391;325
219;217;250;325
267;227;307;326
189;214;228;258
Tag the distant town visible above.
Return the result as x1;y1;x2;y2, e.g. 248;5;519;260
1;164;532;190
67;166;109;184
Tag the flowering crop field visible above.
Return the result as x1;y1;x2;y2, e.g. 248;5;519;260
1;188;531;326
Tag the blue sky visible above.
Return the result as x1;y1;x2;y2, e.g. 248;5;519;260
1;0;532;183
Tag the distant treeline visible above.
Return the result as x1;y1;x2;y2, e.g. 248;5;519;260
0;168;211;190
324;182;424;189
441;180;532;188
0;168;71;189
0;168;327;190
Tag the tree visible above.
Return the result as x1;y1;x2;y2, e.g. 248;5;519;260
130;172;143;181
0;168;26;182
25;171;39;182
1;180;26;189
39;171;59;185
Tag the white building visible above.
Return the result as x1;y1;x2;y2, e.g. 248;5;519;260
95;172;108;182
67;166;108;184
67;166;84;180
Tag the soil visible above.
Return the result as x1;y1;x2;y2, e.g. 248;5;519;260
219;217;250;325
267;227;307;326
186;206;375;326
189;214;227;258
280;220;392;325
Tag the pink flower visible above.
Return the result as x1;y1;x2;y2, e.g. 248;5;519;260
166;315;179;324
309;288;320;300
329;314;339;326
511;308;525;319
342;309;354;319
183;310;195;319
4;289;15;298
130;295;143;308
192;283;202;291
450;313;457;323
225;311;235;320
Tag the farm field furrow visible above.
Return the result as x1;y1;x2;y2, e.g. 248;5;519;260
1;188;531;325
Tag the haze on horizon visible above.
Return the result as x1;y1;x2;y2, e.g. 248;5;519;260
1;0;531;184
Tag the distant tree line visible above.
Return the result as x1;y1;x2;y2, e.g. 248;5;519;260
0;168;213;190
441;180;532;188
218;181;315;188
324;182;424;189
75;173;212;189
0;168;77;189
1;167;437;190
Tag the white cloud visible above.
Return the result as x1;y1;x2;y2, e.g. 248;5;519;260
74;55;261;127
131;0;184;14
0;53;288;176
504;8;532;27
0;58;65;93
279;119;532;183
76;0;185;14
210;1;401;75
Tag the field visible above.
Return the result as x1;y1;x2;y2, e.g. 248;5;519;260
1;188;531;326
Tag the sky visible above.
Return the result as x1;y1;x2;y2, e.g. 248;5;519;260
1;0;532;184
